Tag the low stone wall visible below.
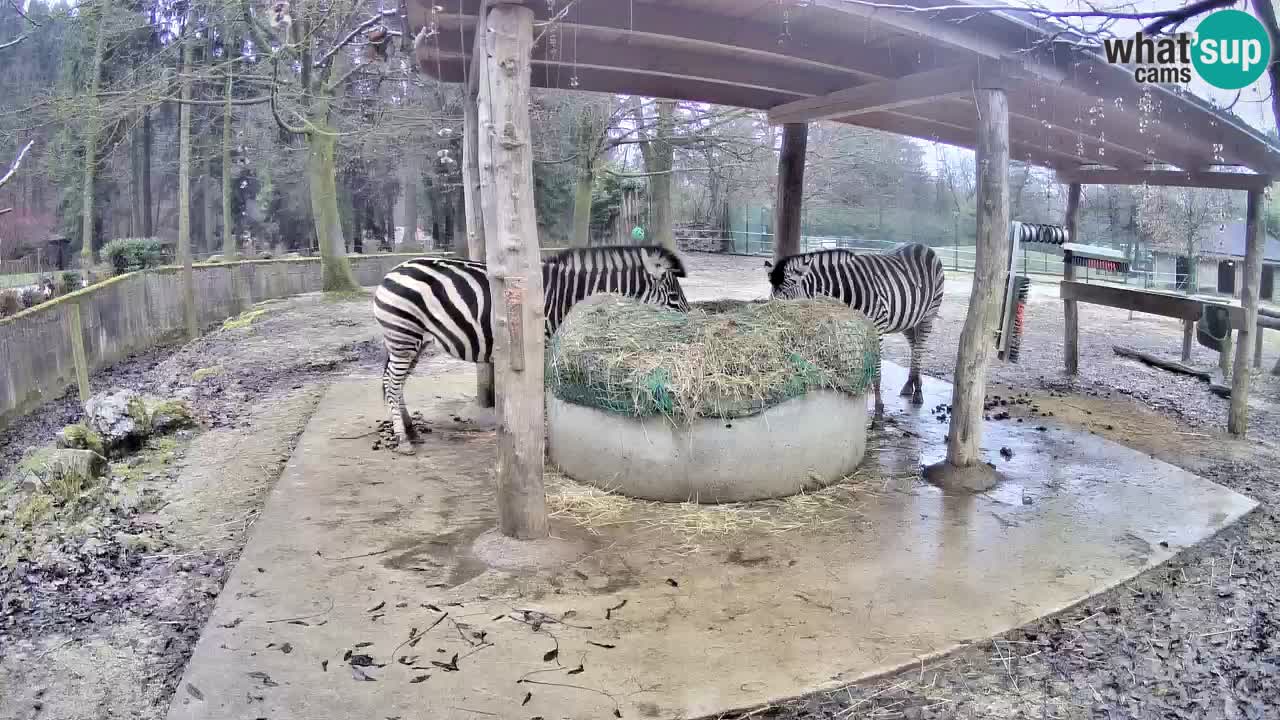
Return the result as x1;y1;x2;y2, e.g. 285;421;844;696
0;253;435;429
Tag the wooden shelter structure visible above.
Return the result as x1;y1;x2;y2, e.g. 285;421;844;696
406;0;1280;537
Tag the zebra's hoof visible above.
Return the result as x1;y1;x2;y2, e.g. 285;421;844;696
392;443;417;456
911;390;924;405
898;384;914;397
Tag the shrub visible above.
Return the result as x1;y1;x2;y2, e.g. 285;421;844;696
102;237;165;275
18;286;40;308
0;289;19;317
60;271;82;294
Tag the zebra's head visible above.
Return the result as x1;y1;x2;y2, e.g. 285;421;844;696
764;255;811;299
638;246;690;312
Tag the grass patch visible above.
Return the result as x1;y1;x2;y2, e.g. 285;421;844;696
322;287;370;303
222;307;269;330
192;365;224;382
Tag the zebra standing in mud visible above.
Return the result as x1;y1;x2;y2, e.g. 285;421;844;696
765;243;945;422
373;245;690;453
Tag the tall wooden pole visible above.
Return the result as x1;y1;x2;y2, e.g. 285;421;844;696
928;87;1009;491
1228;187;1266;436
1062;182;1081;374
773;122;808;260
477;3;548;539
463;52;495;409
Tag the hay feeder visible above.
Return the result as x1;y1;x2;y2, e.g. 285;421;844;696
545;295;880;503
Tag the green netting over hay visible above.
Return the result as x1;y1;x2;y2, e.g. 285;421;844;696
546;295;880;422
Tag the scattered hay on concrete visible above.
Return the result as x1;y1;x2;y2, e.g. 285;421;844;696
544;467;913;551
546;295;879;422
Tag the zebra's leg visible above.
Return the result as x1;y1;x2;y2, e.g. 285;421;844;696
871;336;885;425
383;339;425;455
901;320;932;405
899;328;919;398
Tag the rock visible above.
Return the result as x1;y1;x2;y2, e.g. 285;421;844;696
11;447;108;500
85;390;150;454
56;423;106;456
147;398;196;435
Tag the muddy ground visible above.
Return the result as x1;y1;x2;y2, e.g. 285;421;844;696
3;252;1280;720
0;292;385;720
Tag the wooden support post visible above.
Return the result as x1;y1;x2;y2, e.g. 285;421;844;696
1229;187;1265;436
927;87;1009;491
463;55;495;409
67;302;91;407
1182;319;1194;362
1063;182;1081;375
773;122;807;260
476;2;548;540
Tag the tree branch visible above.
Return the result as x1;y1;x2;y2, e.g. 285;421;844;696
1143;0;1237;34
1251;0;1280;128
270;59;309;136
316;9;398;68
10;0;38;26
0;33;27;51
0;139;33;189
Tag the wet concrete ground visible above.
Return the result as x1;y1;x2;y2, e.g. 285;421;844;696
164;355;1254;720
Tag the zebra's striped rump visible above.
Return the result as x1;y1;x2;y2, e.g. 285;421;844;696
372;245;690;451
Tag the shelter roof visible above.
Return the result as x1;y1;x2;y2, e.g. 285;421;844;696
408;0;1280;181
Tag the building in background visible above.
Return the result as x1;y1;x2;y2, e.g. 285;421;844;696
1150;222;1280;301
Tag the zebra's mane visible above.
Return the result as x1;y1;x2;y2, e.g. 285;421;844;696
544;244;687;278
767;248;860;287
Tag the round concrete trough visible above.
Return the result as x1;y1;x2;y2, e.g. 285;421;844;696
546;389;868;503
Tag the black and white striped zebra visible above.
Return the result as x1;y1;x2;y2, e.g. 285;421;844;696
373;245;690;452
765;243;945;421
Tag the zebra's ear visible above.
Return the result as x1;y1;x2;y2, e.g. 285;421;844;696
763;260;773;270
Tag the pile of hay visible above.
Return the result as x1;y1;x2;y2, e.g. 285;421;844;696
546;295;879;421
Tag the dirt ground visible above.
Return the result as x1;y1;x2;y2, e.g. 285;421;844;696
0;292;385;720
3;252;1280;720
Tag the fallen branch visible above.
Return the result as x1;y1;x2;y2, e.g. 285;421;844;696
0;140;34;189
1113;346;1210;381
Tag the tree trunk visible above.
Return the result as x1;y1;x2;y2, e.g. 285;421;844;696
401;155;421;250
222;70;236;258
647;100;677;251
307;117;360;292
773;122;808;260
463;89;495;407
571;163;593;247
130;127;143;236
931;87;1010;490
203;164;217;256
477;3;547;540
570;105;598;248
79;5;107;265
1229;188;1266;435
177;33;198;340
1063;183;1081;374
142;111;154;237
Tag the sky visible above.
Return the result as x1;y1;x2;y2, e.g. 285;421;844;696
911;0;1277;173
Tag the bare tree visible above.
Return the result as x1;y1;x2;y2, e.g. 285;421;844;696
1136;186;1233;294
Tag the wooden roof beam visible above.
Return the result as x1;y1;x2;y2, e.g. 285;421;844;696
767;65;977;125
1056;168;1273;191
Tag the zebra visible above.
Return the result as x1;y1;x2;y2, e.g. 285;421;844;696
373;245;690;453
764;243;945;422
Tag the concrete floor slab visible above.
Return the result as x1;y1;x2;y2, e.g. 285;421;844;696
167;360;1257;720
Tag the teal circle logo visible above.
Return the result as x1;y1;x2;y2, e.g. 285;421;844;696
1192;10;1272;90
